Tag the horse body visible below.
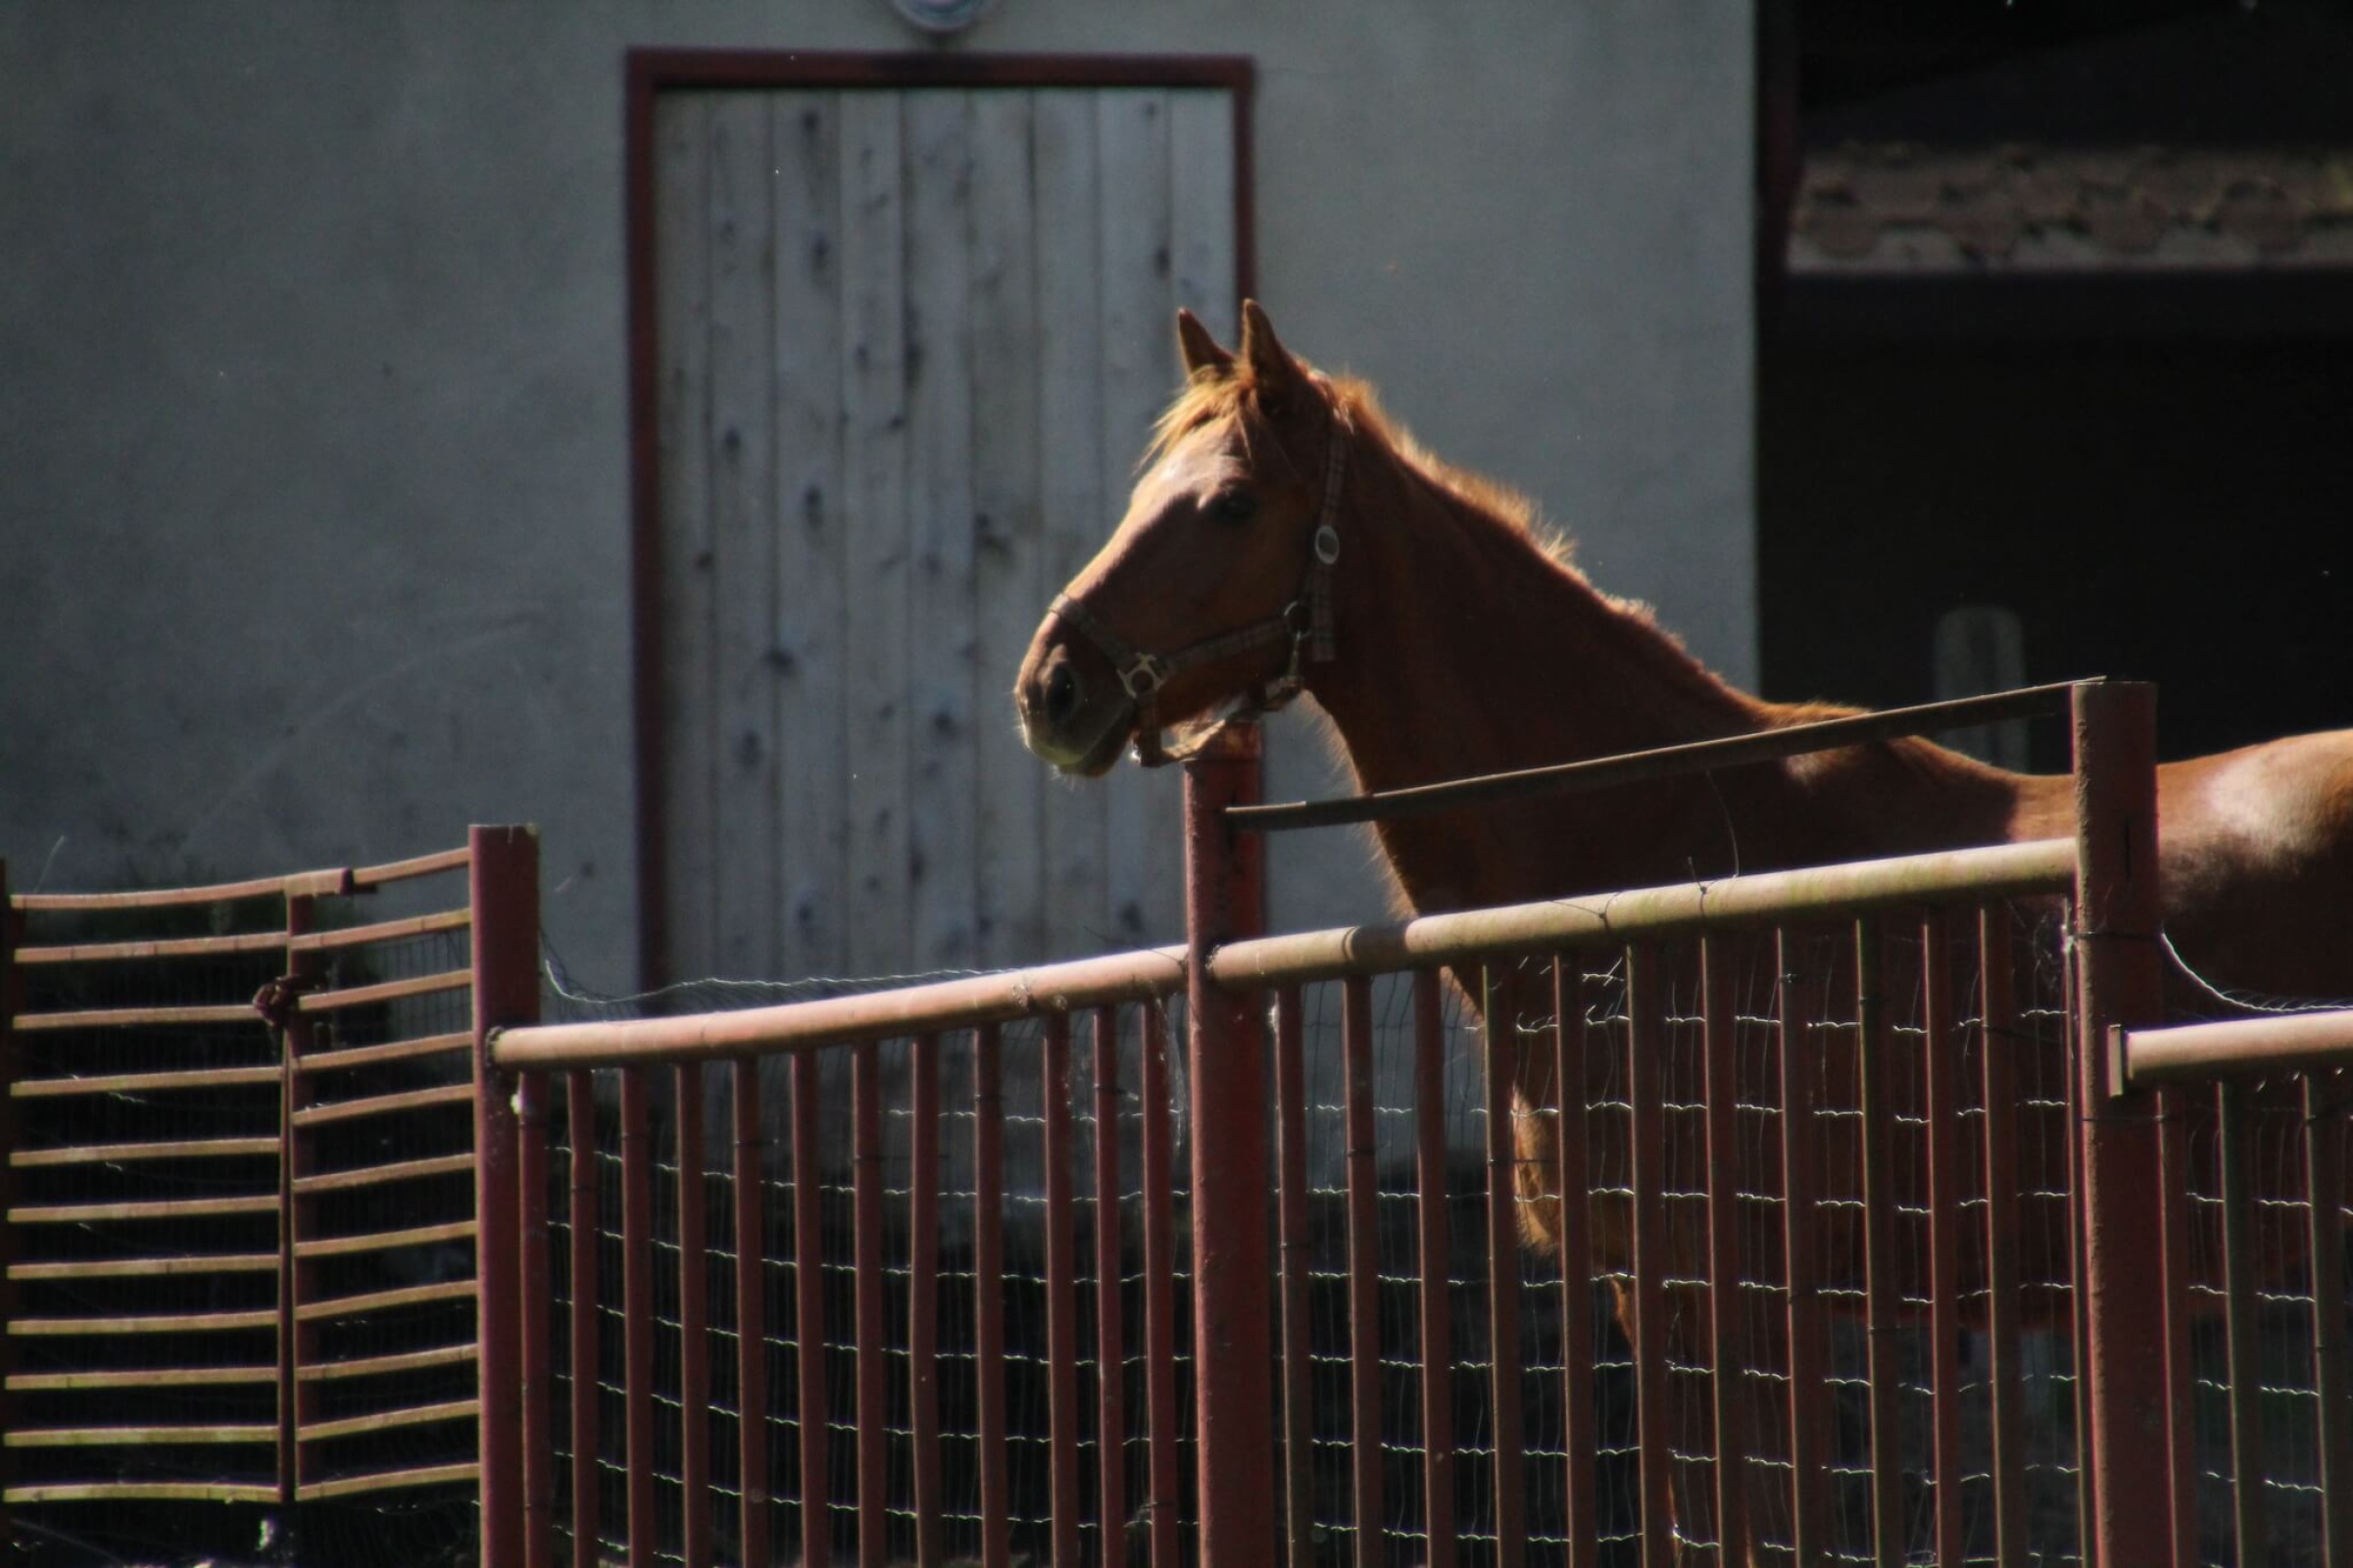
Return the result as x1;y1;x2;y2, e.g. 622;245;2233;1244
1015;302;2353;1558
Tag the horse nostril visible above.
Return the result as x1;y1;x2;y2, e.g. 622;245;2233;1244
1045;661;1080;727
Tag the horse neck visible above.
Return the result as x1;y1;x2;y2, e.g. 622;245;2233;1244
1303;441;1766;799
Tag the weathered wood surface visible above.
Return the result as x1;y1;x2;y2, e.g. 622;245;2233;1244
655;87;1243;985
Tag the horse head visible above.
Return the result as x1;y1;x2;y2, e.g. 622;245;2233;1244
1015;301;1348;773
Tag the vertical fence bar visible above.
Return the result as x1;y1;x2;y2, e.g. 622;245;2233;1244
732;1058;770;1568
1344;973;1385;1568
473;825;540;1568
518;1067;555;1568
1275;986;1314;1568
1091;1008;1128;1564
973;1027;1010;1568
620;1065;657;1568
1414;968;1456;1568
1042;1013;1082;1568
676;1062;711;1568
1625;942;1672;1568
2070;680;2173;1568
1699;935;1745;1564
1853;917;1902;1568
792;1053;831;1568
0;864;14;1547
2307;1072;2353;1568
1554;958;1596;1568
1140;1002;1181;1568
2159;1073;2199;1568
568;1069;603;1561
1776;929;1829;1566
853;1041;888;1568
2220;1080;2269;1568
1183;725;1274;1564
1922;912;1964;1568
1482;967;1526;1568
278;890;317;1514
910;1036;942;1568
1975;908;2026;1568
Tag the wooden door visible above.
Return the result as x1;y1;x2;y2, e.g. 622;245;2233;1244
647;83;1241;984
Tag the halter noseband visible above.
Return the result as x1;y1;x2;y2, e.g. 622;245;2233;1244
1050;406;1350;767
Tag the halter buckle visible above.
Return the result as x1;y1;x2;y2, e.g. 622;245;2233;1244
1119;654;1170;701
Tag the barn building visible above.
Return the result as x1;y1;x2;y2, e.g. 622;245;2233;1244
5;2;2347;996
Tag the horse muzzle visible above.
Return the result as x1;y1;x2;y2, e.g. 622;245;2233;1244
1015;639;1135;776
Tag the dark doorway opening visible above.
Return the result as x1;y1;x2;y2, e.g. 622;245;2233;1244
1758;1;2353;766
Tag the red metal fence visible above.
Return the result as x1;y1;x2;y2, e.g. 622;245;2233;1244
462;677;2352;1568
8;682;2352;1566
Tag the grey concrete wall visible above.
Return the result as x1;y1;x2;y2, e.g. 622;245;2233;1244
0;1;1753;983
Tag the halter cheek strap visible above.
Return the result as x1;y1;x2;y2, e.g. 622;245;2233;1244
1051;406;1350;767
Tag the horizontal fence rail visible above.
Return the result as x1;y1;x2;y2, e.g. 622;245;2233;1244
2124;1008;2353;1085
1227;680;2088;833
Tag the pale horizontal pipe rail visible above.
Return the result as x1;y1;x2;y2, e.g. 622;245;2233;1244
6;1482;280;1504
300;1460;479;1501
350;846;471;888
7;1366;276;1392
14;930;288;964
296;1279;474;1322
10;1252;278;1282
300;1397;477;1443
287;907;470;955
11;1308;278;1335
293;1032;472;1073
7;1423;276;1447
297;1343;477;1383
1229;680;2088;832
492;944;1189;1070
291;1082;472;1127
294;1219;477;1260
2123;1008;2353;1086
291;1152;474;1197
295;968;471;1012
14;1065;282;1099
13;1004;258;1033
10;1195;278;1223
1208;839;2076;988
11;1136;278;1169
11;866;347;911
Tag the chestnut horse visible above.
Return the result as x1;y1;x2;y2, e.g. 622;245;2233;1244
1015;303;2353;1558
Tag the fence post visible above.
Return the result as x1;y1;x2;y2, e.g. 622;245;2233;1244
0;860;16;1552
471;825;541;1568
1182;722;1273;1562
2068;681;2174;1568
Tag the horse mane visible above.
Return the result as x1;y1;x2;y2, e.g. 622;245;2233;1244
1152;364;1581;574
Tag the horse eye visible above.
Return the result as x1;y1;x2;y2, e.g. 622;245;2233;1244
1207;489;1258;525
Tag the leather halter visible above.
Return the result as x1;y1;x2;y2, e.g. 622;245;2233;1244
1050;407;1350;767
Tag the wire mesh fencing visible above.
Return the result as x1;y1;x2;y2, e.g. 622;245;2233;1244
518;892;2108;1568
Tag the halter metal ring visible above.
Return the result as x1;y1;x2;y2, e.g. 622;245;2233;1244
1120;653;1170;700
1313;524;1342;565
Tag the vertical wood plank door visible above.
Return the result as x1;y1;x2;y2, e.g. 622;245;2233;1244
650;85;1241;985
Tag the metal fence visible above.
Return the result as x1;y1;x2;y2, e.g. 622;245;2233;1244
9;681;2352;1566
0;840;499;1565
462;678;2353;1568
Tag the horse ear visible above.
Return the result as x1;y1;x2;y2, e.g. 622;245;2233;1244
1238;299;1307;409
1175;309;1234;377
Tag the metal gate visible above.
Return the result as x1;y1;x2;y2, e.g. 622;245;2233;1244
0;833;529;1565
